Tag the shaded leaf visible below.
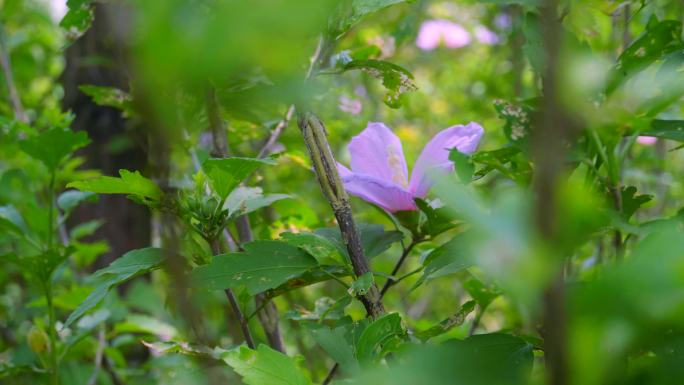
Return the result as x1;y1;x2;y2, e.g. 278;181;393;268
414;235;472;288
641;120;684;142
225;186;290;218
315;223;403;259
67;169;163;206
202;157;276;200
19;128;90;171
221;344;312;385
191;241;317;295
280;231;346;266
356;312;405;364
607;19;684;94
79;85;134;117
65;248;165;327
57;190;97;214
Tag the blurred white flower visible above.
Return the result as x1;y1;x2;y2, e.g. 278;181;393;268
416;19;471;51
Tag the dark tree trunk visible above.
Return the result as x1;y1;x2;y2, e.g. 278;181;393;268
61;3;150;268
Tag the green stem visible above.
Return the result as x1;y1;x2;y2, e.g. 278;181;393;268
47;172;56;250
46;283;59;385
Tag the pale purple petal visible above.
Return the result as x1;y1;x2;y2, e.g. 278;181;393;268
637;136;657;145
442;22;471;49
339;169;417;212
416;20;444;51
494;13;512;30
474;25;499;45
348;122;409;188
410;122;484;197
339;95;363;115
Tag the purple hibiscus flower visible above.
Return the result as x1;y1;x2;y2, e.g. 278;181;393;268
337;122;484;212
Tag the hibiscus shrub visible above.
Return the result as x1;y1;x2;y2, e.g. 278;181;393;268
2;0;684;384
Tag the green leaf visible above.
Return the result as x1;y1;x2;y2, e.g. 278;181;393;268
280;231;347;266
522;12;544;73
415;199;458;237
191;241;317;295
445;333;534;384
79;85;134;117
349;272;374;296
221;344;312;385
620;186;653;220
343;59;417;108
414;235;472;288
19;128;90;171
415;300;476;341
315;223;403;259
306;323;360;374
67;169;163;206
331;0;408;37
641;120;684;142
3;250;68;284
202;157;276;200
356;312;405;364
64;248;165;327
57;190;97;214
449;150;475;184
225;186;290;218
607;19;684;94
60;0;94;41
463;277;500;308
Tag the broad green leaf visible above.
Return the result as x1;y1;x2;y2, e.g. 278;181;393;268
202;157;276;200
221;344;312;385
414;235;472;288
57;190;97;214
356;312;405;364
67;169;163;205
641;120;684;142
522;13;544;73
225;186;290;218
415;301;476;341
280;231;346;266
265;266;351;299
607;19;684;94
79;85;134;117
190;240;317;295
3;250;68;284
343;59;416;108
306;323;360;374
65;248;165;327
315;223;403;259
19;128;90;171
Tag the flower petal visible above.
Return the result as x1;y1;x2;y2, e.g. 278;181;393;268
337;165;416;212
410;122;484;197
348;122;409;188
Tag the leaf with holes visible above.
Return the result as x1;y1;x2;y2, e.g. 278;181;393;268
343;60;416;108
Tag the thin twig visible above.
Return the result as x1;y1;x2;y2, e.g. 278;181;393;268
0;23;28;123
322;363;339;385
380;240;420;297
257;105;296;159
86;326;106;385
